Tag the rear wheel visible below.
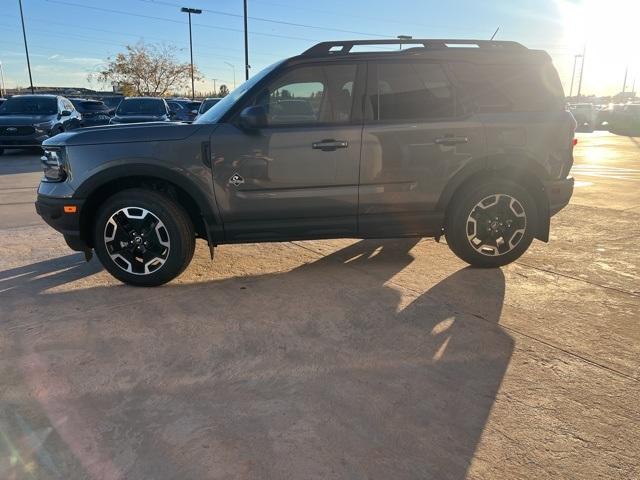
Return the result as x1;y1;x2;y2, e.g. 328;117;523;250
445;179;538;268
93;189;195;286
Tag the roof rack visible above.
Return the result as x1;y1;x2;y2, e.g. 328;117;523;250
302;39;527;56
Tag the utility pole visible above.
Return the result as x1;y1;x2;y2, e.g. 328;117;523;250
622;66;628;94
576;45;586;101
212;78;218;96
224;62;236;90
18;0;34;94
0;61;6;97
569;54;581;98
243;0;249;80
181;7;202;100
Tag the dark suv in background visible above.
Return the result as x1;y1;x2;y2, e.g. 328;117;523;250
36;39;575;286
70;98;112;127
0;94;81;155
110;97;171;124
167;99;202;122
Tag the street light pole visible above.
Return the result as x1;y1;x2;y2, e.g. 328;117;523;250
0;61;6;97
212;78;218;96
569;54;581;98
576;45;586;101
18;0;34;94
224;62;236;90
181;7;202;100
243;0;249;80
622;66;628;94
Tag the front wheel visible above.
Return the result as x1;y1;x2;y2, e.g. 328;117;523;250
445;179;538;268
93;189;195;286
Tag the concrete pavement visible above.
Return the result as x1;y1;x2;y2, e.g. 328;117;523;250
0;133;638;479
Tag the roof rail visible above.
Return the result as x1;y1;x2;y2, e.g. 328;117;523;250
302;39;527;56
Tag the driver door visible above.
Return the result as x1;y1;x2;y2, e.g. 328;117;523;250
211;62;363;241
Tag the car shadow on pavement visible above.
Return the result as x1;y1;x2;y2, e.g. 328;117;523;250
0;239;512;480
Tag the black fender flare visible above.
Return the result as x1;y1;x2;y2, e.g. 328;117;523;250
73;162;223;242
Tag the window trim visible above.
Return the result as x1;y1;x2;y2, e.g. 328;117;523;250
363;59;463;125
231;61;366;130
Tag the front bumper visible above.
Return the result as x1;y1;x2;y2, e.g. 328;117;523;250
35;194;88;251
544;177;574;216
0;133;50;148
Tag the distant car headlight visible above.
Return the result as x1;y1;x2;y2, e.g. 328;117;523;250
34;121;54;133
41;147;67;182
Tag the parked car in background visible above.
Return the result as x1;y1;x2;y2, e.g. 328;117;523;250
0;94;81;155
70;98;112;127
0;98;6;107
194;97;221;120
569;103;597;132
167;99;201;121
110;97;171;124
608;103;640;136
36;38;575;286
100;96;124;115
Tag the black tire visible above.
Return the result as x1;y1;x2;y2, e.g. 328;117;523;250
93;188;195;286
445;178;538;268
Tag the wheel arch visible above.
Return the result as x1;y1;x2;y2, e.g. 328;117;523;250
438;154;551;241
74;164;221;247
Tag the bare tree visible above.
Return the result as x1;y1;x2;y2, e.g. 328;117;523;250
91;42;201;96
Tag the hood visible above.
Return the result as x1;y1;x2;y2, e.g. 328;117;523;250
112;115;168;123
43;121;209;147
0;114;56;125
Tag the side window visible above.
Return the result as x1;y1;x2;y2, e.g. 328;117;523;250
254;63;357;126
366;62;456;121
58;99;65;113
64;99;74;112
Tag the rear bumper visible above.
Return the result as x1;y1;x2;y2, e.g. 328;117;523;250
544;177;574;216
35;194;88;251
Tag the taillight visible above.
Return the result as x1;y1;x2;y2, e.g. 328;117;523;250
573;138;578;146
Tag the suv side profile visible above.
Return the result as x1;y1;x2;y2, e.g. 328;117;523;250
36;39;575;286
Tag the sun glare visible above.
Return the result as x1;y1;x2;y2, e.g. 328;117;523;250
556;0;640;95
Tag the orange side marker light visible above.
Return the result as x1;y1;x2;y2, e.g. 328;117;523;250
64;205;77;213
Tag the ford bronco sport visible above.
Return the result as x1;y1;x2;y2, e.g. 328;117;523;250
35;39;575;287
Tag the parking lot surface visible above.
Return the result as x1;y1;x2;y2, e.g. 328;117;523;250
0;132;639;479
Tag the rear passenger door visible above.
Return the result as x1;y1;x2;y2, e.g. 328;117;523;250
359;60;486;237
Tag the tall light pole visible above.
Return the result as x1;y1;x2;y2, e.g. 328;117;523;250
18;0;34;94
576;45;586;101
212;78;218;96
569;54;582;98
622;66;628;94
181;7;202;100
243;0;249;80
224;62;236;90
0;61;6;97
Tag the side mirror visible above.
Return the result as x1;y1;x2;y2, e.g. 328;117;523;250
239;105;267;130
60;110;71;117
191;109;198;115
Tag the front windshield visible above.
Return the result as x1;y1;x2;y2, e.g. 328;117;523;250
0;97;57;115
199;99;220;114
116;99;166;115
194;61;284;124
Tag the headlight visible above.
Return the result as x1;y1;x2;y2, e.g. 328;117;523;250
41;147;67;182
34;121;54;133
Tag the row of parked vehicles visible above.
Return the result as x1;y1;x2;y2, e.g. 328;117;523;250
0;95;221;155
568;102;640;135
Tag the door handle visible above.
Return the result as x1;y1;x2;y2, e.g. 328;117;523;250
434;136;469;146
312;139;348;151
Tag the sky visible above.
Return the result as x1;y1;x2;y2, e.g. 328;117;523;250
0;0;638;96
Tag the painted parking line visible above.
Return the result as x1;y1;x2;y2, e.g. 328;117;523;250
571;165;640;181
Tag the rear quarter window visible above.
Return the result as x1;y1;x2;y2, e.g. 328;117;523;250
449;61;564;113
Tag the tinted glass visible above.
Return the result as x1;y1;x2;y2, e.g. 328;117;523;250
0;96;58;115
254;63;357;125
366;62;455;121
450;62;564;113
195;60;284;124
199;98;220;113
116;99;166;115
78;101;109;112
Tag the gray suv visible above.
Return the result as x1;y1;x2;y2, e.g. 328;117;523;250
35;39;575;286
